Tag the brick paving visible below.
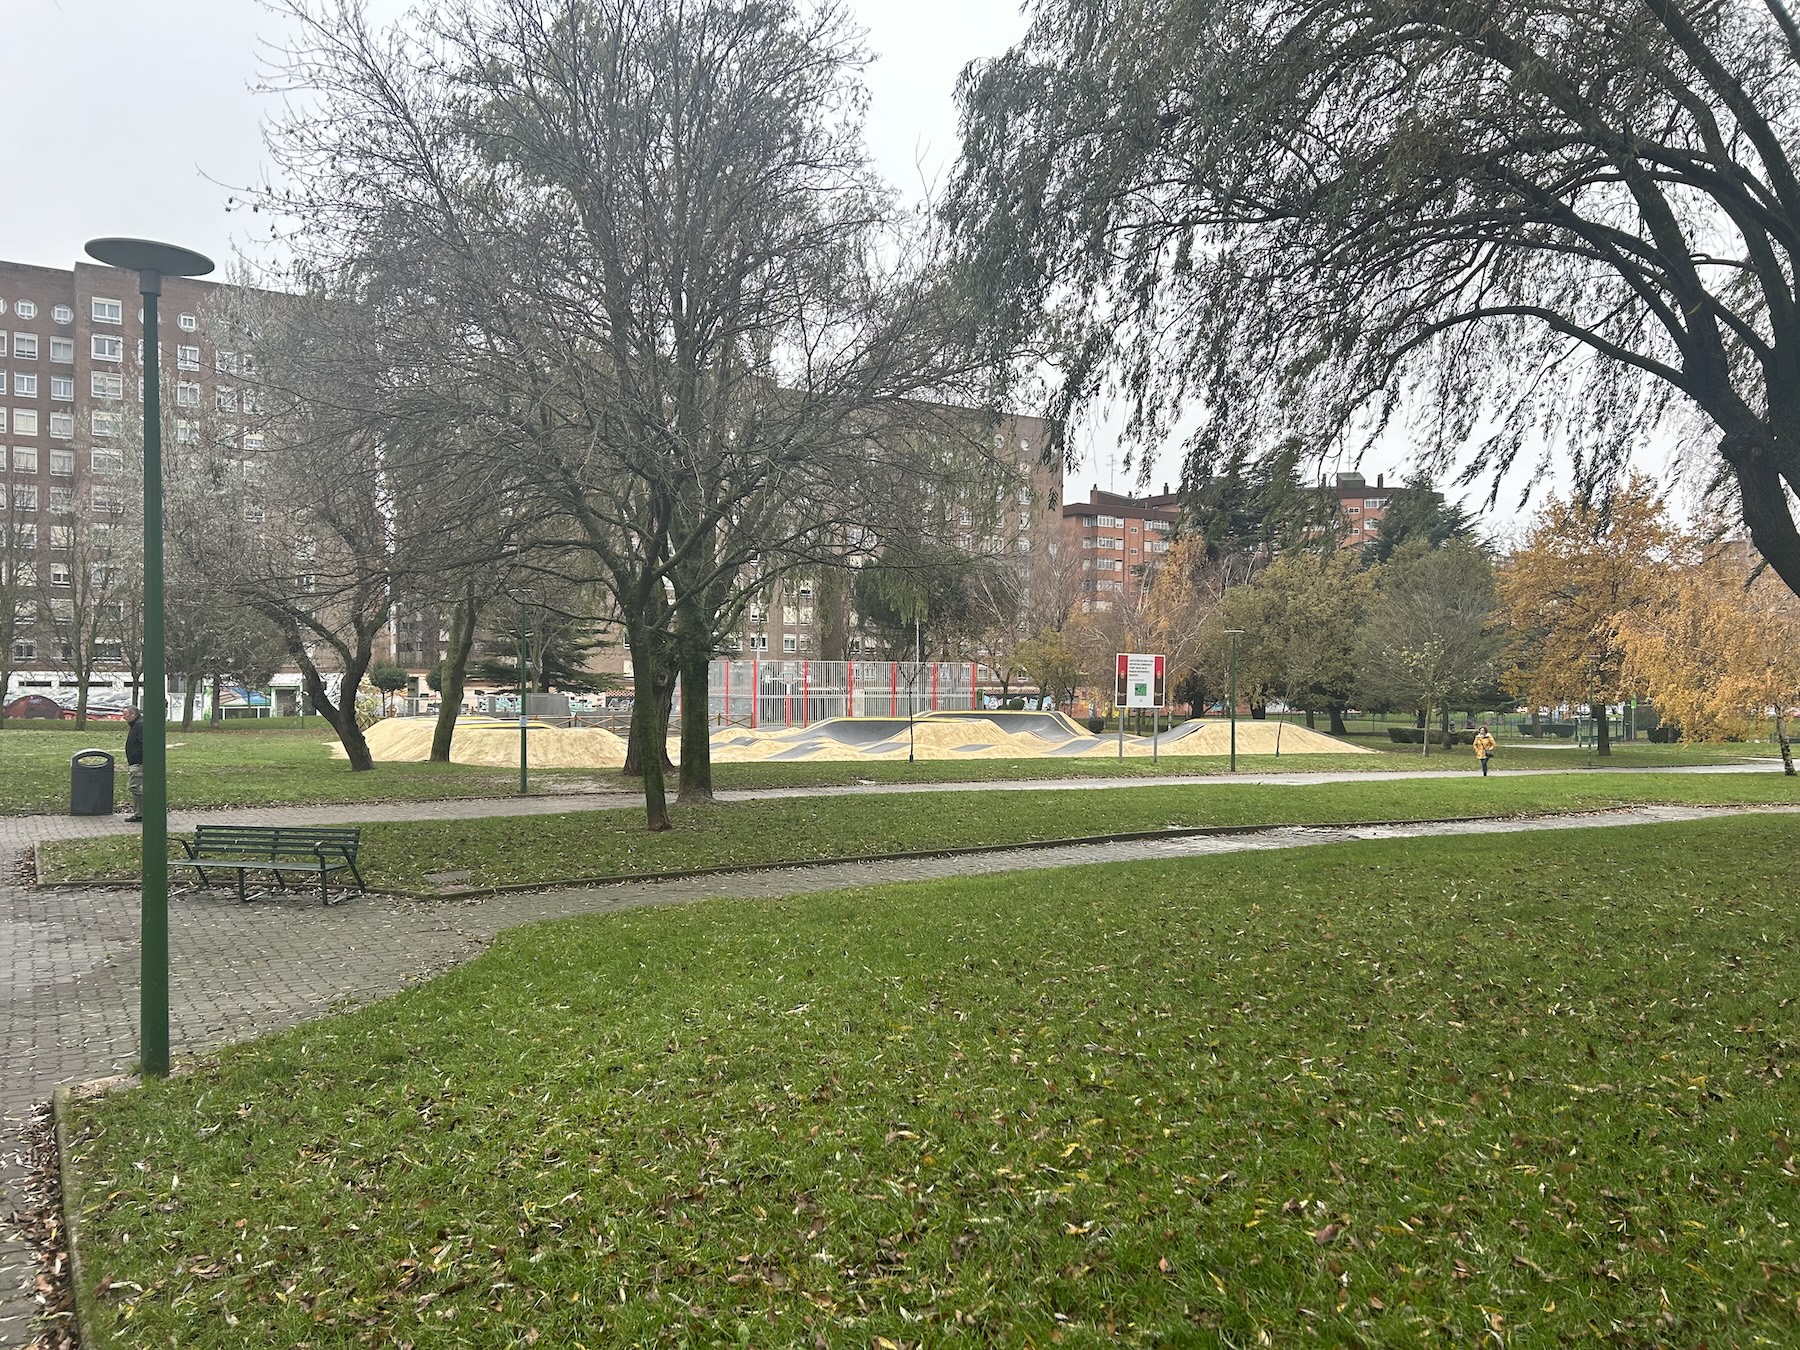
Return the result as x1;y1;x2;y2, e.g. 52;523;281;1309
0;783;1791;1344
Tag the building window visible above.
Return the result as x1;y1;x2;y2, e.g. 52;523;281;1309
92;298;123;324
11;641;33;661
175;381;201;407
49;448;74;476
48;524;71;549
782;634;798;654
243;432;265;452
12;524;36;549
175;419;197;443
13;485;38;510
52;304;72;324
48;486;74;512
178;313;197;331
50;375;73;401
216;386;238;412
49;337;73;363
15;301;36;319
91;335;123;362
91;449;123;475
90;484;125;512
50;562;71;588
215;351;238;375
13;409;38;436
240;387;262;415
13;334;38;360
91;410;122;438
747;633;767;651
176;345;200;370
48;412;73;439
1363;497;1388;509
91;371;124;400
14;372;36;396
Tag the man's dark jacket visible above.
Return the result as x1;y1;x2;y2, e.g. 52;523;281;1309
125;719;143;767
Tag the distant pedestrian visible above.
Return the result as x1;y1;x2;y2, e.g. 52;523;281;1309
1473;724;1496;776
122;706;145;820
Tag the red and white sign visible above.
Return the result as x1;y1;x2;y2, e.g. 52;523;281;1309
1115;653;1166;709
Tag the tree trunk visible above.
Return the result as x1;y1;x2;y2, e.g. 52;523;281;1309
1305;708;1316;729
180;668;202;732
1328;704;1346;735
430;584;480;763
1777;712;1795;776
1596;699;1612;757
209;670;224;726
288;635;377;771
1421;701;1430;757
622;677;677;777
675;630;715;805
629;666;674;831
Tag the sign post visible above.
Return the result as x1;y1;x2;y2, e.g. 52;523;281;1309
1115;653;1167;761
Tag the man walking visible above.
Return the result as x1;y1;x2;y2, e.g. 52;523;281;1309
122;706;145;821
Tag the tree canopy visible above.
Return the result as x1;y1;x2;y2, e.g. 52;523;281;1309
949;0;1800;600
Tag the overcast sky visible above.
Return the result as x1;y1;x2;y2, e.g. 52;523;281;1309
3;0;1445;513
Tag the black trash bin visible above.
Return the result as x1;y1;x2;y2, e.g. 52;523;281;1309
70;749;116;816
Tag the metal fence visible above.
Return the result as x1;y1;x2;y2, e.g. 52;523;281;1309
701;660;979;729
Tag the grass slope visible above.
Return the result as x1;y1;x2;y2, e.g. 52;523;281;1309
39;770;1800;891
0;726;596;815
64;818;1800;1346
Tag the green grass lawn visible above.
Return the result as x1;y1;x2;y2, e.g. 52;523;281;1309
62;817;1800;1346
39;770;1799;891
0;725;600;815
1;722;1771;815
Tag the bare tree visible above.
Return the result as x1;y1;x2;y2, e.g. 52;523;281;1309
261;0;991;826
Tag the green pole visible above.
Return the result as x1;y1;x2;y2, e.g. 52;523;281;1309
139;278;169;1077
518;608;529;795
86;237;212;1080
1226;630;1244;772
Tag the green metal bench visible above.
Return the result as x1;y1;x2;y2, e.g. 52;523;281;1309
175;824;365;906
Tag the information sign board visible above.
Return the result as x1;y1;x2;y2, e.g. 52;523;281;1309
1114;653;1166;709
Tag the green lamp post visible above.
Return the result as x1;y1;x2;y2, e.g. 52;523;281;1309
1225;629;1246;772
85;237;215;1078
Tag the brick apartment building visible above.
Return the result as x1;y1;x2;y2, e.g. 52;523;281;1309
2;257;271;705
1328;471;1398;546
1060;484;1179;610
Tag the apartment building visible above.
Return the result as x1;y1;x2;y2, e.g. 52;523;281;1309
2;258;268;702
1327;471;1397;545
1059;484;1179;610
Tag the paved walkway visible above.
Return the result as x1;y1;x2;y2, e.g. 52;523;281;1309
0;774;1789;1344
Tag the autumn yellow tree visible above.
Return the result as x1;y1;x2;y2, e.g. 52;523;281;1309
1617;552;1800;774
1496;478;1679;756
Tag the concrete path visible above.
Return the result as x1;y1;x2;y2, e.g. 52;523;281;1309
0;780;1790;1344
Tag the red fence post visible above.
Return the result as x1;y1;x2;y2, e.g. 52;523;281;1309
751;658;758;729
802;660;811;727
847;662;855;718
931;663;939;711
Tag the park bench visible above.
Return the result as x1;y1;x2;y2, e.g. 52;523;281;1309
174;824;366;906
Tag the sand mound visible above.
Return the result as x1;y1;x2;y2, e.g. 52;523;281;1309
352;717;627;767
343;713;1367;767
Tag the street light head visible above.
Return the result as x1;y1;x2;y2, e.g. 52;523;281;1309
1224;629;1246;636
85;237;215;281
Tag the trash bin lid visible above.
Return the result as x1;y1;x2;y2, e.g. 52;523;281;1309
72;749;115;767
